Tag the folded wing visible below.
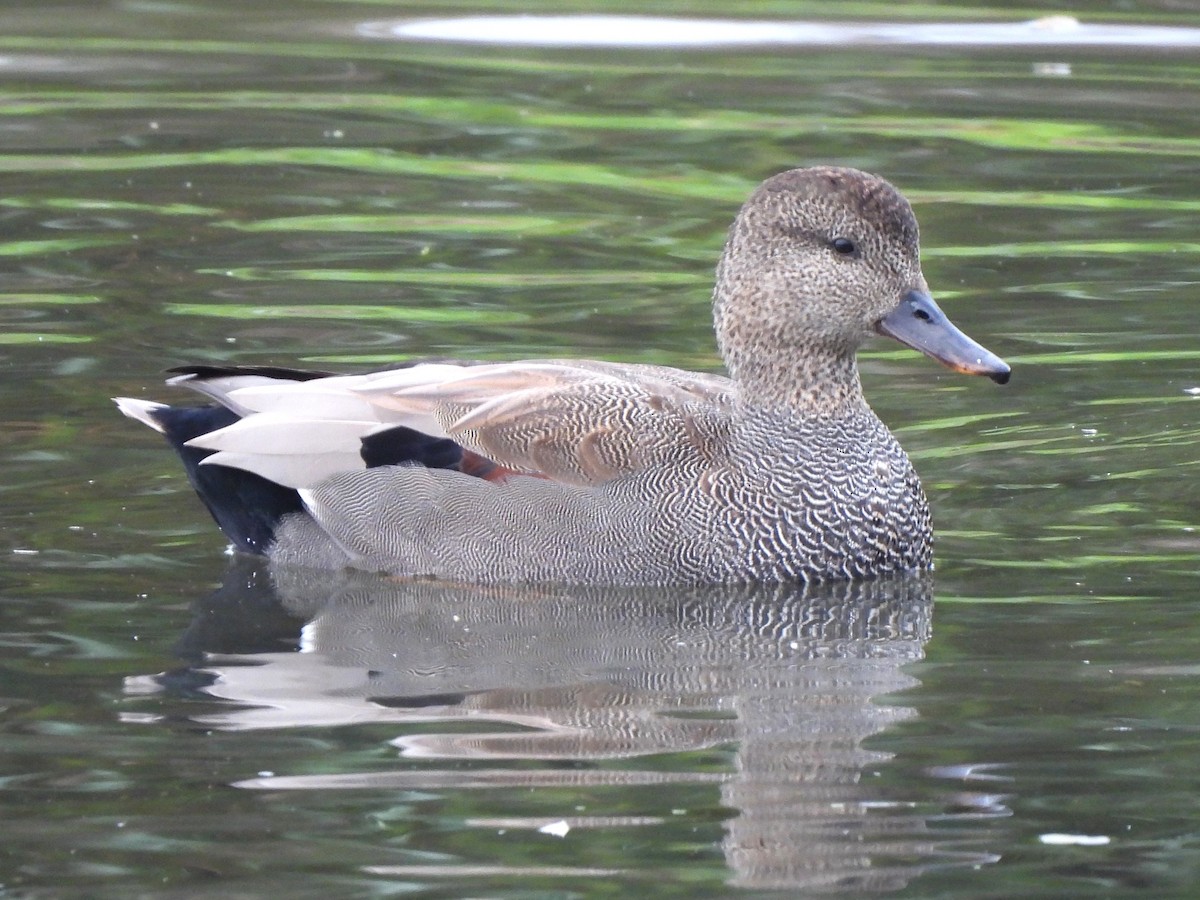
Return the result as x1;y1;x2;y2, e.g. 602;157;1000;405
175;360;734;489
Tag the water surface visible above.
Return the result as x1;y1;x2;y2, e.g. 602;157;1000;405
3;1;1200;896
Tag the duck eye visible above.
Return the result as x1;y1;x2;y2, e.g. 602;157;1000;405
831;237;856;255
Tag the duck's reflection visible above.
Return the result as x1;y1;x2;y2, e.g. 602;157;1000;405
132;561;997;892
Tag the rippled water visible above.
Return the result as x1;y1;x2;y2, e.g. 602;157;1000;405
3;1;1200;896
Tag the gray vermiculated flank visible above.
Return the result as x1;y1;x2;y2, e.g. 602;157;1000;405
265;167;939;584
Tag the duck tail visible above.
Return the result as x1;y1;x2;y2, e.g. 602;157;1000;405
114;397;304;555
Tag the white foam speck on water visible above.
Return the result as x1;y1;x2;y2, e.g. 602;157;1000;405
1040;833;1111;846
538;820;571;837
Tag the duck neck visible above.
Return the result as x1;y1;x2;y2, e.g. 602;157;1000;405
723;342;868;420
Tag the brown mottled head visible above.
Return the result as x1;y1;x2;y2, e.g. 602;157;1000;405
758;166;920;252
712;166;1007;412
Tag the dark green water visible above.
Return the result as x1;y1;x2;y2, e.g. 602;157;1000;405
3;1;1200;896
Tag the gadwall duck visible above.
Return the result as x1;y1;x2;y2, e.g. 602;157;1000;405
116;166;1009;584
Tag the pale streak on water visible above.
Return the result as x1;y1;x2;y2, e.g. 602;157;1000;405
363;14;1200;50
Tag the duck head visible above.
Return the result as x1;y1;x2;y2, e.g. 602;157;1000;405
713;166;1010;412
